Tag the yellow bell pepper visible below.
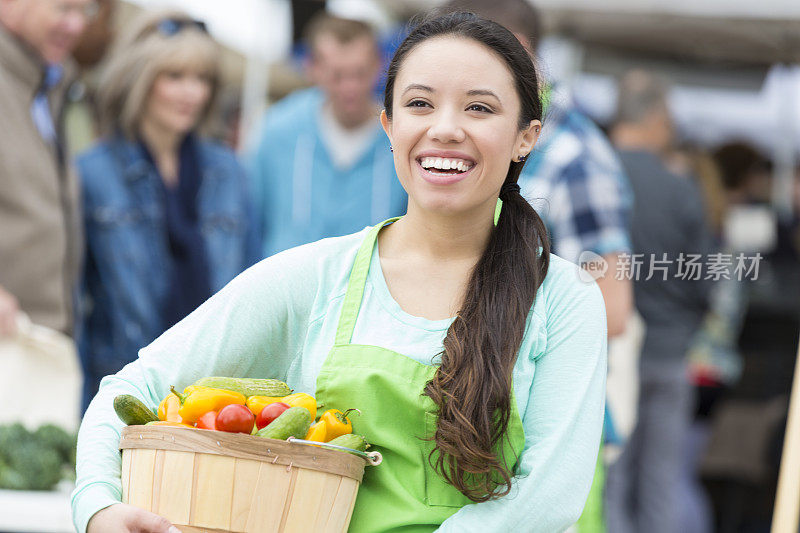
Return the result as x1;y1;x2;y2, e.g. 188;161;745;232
321;408;360;441
183;384;219;395
170;385;246;424
283;393;319;420
305;420;328;442
158;393;182;422
245;395;286;417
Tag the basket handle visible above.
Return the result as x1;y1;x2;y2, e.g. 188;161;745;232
286;436;382;466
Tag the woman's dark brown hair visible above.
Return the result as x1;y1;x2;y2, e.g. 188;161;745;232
384;12;551;501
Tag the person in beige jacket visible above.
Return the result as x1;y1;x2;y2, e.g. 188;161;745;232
0;0;96;336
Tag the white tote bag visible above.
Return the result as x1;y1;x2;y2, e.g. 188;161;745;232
0;314;81;431
604;312;645;464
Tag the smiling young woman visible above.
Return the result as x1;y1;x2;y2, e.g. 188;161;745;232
74;12;607;533
377;18;548;503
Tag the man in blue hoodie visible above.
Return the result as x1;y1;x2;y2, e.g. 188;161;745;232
248;14;407;257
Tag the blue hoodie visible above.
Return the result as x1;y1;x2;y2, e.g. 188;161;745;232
248;88;408;257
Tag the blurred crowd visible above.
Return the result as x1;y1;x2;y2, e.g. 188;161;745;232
0;0;797;532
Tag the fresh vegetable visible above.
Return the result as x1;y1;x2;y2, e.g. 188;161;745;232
256;402;290;430
191;377;292;398
255;406;312;440
0;444;62;490
145;421;194;428
245;395;286;416
0;423;77;491
0;456;26;490
33;424;76;466
170;386;245;424
304;420;328;442
282;393;319;421
114;394;159;426
157;393;182;423
320;408;360;441
195;411;218;431
328;433;370;452
0;423;28;452
216;404;255;434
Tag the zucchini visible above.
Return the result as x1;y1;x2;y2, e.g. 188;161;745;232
192;377;292;397
328;433;370;452
114;395;158;425
256;407;312;440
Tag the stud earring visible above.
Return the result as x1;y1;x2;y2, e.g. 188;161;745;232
390;146;393;152
517;154;527;162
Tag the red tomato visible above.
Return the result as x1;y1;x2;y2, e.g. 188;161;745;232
216;404;255;434
256;402;290;429
195;410;217;431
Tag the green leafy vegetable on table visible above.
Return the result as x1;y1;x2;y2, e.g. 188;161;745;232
0;423;77;491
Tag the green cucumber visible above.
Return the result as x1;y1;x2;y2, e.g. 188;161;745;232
328;434;370;452
256;407;312;440
113;395;158;425
192;377;292;397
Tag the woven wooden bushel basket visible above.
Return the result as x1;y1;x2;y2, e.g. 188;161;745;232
119;426;378;533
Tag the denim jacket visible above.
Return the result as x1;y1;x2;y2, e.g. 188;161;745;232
76;135;260;406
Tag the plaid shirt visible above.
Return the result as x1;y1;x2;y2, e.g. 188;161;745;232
520;103;633;264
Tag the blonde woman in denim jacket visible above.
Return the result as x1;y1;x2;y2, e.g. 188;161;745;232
76;11;259;411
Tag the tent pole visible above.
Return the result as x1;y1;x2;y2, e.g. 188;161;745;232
772;336;800;532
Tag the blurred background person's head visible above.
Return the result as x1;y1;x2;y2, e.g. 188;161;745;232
611;69;674;155
97;10;220;144
70;0;114;69
712;141;773;205
440;0;542;54
304;14;381;129
0;0;96;64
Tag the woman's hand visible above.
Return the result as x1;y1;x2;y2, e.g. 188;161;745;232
87;503;182;533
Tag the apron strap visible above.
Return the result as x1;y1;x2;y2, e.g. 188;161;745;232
334;217;401;345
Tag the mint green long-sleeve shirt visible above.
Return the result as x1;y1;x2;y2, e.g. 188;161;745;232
71;226;607;533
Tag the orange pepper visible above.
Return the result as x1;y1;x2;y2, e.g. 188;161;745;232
158;393;182;422
283;393;318;421
145;421;194;428
245;395;286;417
305;420;328;442
320;408;360;441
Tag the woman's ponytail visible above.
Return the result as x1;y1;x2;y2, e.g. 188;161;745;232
423;159;550;501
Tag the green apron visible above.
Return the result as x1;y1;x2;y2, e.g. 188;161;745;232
315;218;526;532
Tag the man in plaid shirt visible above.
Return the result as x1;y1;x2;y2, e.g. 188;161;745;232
521;98;634;337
